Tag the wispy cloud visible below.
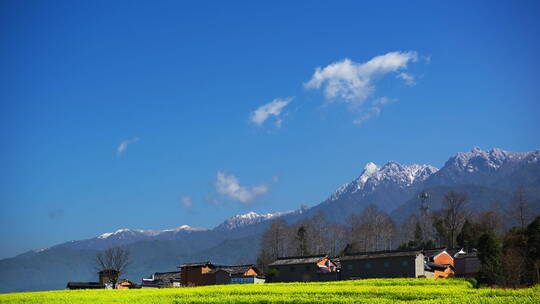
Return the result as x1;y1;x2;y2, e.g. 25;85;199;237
250;97;294;127
180;195;193;208
215;171;269;204
305;51;418;123
397;72;416;86
117;137;139;157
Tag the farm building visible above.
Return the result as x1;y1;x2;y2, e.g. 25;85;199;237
454;251;481;277
423;249;456;279
98;269;119;286
142;271;182;288
66;282;105;290
178;261;261;286
230;274;266;284
211;265;262;285
116;279;138;289
340;250;426;279
66;269;120;290
179;261;216;286
268;255;339;283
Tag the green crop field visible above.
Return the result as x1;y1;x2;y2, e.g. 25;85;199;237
0;279;538;304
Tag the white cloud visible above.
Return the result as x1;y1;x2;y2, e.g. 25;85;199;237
305;51;417;105
116;137;139;156
250;97;294;127
397;72;416;86
180;196;193;208
215;171;268;204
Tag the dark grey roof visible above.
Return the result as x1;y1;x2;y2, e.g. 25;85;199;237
424;262;452;272
455;252;478;259
141;282;161;288
423;248;463;259
330;258;341;268
178;261;213;268
154;271;181;281
269;255;328;266
211;265;257;275
422;248;447;258
340;250;422;261
66;282;105;289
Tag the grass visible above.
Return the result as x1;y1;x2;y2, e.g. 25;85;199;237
1;279;539;304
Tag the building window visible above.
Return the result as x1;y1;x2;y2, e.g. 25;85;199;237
402;260;409;266
347;264;353;271
383;262;390;268
365;263;372;269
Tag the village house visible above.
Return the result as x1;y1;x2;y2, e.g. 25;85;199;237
340;250;426;279
66;269;120;290
268;255;339;283
98;269;120;288
211;265;262;285
141;271;182;288
178;261;261;286
178;261;216;286
66;282;105;290
423;248;456;279
116;279;138;289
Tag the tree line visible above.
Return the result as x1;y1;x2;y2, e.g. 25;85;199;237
256;188;540;287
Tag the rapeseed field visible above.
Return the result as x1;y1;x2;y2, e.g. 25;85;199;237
1;279;538;304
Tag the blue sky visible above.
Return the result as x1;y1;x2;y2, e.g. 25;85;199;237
1;0;539;259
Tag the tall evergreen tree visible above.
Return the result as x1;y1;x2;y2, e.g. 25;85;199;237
477;232;503;285
457;219;476;250
526;216;540;284
296;225;309;256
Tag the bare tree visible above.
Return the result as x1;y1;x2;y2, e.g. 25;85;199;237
510;188;531;230
346;205;395;252
327;223;347;255
441;191;468;248
503;244;527;287
260;219;288;259
477;209;503;235
257;219;290;274
95;247;130;286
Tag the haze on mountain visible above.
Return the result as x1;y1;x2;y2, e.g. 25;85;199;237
1;147;538;293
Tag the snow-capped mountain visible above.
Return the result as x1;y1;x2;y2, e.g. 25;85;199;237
425;147;540;188
97;225;207;239
316;147;539;219
329;161;438;201
214;208;307;231
57;225;208;250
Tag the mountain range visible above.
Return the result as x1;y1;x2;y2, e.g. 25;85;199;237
1;147;539;293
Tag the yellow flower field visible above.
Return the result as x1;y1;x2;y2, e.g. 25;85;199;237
1;279;538;304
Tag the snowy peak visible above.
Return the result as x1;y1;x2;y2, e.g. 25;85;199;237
443;147;536;173
361;161;438;189
359;162;378;184
215;208;307;231
330;161;438;201
165;225;208;232
96;225;207;240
